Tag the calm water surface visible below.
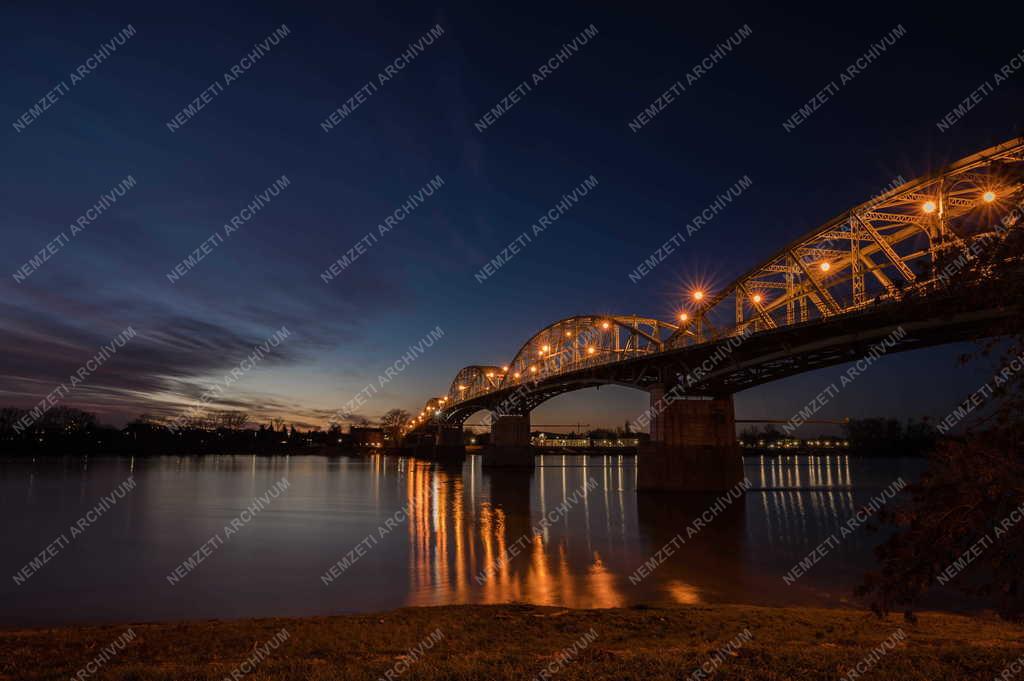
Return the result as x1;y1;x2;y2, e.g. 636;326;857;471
0;454;929;626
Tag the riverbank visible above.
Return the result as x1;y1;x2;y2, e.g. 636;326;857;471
0;445;371;460
3;604;1022;680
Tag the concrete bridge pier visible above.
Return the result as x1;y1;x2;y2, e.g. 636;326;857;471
408;426;465;463
429;425;465;463
638;387;744;492
482;413;535;467
411;432;435;459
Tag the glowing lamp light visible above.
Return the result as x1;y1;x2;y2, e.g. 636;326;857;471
679;312;689;322
819;262;831;272
541;344;550;352
501;366;508;372
752;293;762;304
486;372;493;378
983;190;997;203
601;321;610;329
692;290;704;301
586;346;596;355
514;372;521;378
922;200;937;214
529;366;538;373
565;331;572;337
458;385;467;390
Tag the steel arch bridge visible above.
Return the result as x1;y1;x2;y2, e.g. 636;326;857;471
408;136;1024;435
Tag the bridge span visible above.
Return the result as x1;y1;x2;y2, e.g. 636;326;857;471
407;136;1024;490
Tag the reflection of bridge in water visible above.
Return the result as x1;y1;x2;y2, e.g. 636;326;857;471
380;453;909;610
407;137;1024;490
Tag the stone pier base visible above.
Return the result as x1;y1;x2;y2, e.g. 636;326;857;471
428;444;466;464
481;445;536;468
431;426;465;463
484;413;533;467
637;392;744;492
637;444;744;491
409;427;466;464
412;439;435;459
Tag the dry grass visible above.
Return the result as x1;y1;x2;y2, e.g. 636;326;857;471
2;603;1023;680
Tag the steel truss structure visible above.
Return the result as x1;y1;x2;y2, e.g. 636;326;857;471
408;137;1024;433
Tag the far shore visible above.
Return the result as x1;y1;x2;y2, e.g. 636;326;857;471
2;603;1022;680
0;446;930;460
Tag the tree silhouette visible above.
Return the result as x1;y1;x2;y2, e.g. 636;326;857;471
859;221;1024;621
380;408;410;442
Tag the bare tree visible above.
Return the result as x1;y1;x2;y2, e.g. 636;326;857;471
860;227;1024;622
380;409;410;442
0;407;28;434
42;407;96;431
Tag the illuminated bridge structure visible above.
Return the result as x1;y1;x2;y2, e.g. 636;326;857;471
407;137;1024;490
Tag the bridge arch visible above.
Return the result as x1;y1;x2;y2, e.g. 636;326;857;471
446;365;504;404
497;315;677;390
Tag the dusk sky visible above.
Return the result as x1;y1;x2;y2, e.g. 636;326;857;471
3;2;1023;431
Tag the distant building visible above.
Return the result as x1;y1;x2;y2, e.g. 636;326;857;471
739;436;849;450
350;426;383;448
531;432;641;448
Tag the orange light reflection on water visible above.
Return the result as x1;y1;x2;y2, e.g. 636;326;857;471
403;459;628;609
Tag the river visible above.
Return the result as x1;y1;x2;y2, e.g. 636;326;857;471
0;453;932;626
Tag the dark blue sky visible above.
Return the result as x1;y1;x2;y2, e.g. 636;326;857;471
2;1;1022;430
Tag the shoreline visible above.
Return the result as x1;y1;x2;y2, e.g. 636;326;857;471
3;603;1022;680
0;449;929;460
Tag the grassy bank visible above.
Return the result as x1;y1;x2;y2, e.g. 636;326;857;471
2;604;1023;680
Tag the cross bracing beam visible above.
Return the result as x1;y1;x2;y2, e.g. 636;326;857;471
854;215;917;282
